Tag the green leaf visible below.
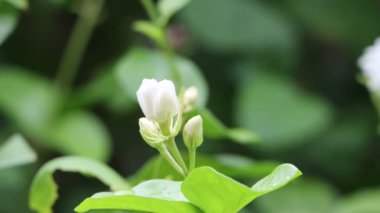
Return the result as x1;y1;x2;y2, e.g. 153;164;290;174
255;178;336;213
0;134;36;169
236;71;333;151
133;20;164;44
180;0;296;54
46;111;112;161
0;68;111;160
182;165;301;212
4;0;28;10
187;108;259;145
75;195;200;213
0;67;62;137
226;128;260;145
128;154;278;184
75;179;200;213
182;166;257;212
0;2;19;46
334;188;380;213
29;156;129;213
158;0;190;24
115;47;208;107
251;164;302;196
78;164;300;212
300;112;373;187
132;179;187;201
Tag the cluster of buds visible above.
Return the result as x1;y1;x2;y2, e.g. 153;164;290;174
136;79;203;176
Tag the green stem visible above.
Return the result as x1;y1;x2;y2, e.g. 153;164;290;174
140;0;159;22
55;0;104;91
159;118;187;175
139;0;182;88
157;144;185;177
160;31;182;88
167;138;188;174
188;147;196;171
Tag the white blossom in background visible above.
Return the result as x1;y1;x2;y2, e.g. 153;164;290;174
136;79;179;123
358;37;380;93
183;86;198;112
184;86;198;104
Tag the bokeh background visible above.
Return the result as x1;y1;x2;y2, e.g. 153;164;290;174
1;0;380;212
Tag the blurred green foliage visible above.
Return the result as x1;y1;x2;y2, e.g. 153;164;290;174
236;70;333;151
0;0;380;212
0;1;20;45
0;134;36;169
254;178;337;213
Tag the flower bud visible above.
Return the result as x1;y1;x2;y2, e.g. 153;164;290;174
183;115;203;149
136;79;179;123
358;37;380;93
184;86;198;105
183;86;198;112
139;118;166;147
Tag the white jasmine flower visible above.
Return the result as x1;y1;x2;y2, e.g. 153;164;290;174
136;79;179;123
358;37;380;93
183;115;203;148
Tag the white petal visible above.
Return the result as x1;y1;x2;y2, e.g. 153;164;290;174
184;115;203;136
358;37;380;93
136;79;158;119
153;89;179;123
158;79;177;98
139;117;156;131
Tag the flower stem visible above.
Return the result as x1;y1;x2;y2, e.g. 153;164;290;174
55;0;104;92
140;0;159;22
188;147;196;172
167;138;188;175
160;30;182;88
156;144;185;177
139;0;182;88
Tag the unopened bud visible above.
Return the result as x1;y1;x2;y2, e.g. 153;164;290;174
139;118;166;147
183;115;203;149
183;86;198;112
